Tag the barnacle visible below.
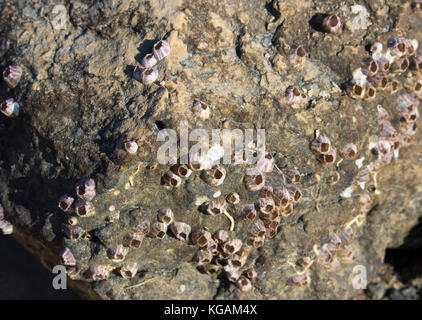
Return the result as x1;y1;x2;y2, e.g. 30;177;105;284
124;141;138;154
321;14;341;33
58;194;74;213
226;192;240;204
157;208;174;225
120;262;139;279
240;204;257;220
170;221;191;242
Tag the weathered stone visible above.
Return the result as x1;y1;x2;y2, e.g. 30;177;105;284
0;0;421;299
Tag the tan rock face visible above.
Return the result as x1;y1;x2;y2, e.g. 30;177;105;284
0;0;421;299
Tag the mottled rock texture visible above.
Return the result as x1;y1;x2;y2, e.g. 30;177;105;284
0;0;421;299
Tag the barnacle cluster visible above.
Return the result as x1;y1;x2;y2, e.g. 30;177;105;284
1;65;22;117
39;6;420;297
58;179;97;270
133;40;170;85
288;33;421;288
347;37;421;100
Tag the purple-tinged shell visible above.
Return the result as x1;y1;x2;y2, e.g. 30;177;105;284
60;247;76;266
273;187;291;208
74;199;95;217
377;106;390;124
347;82;366;99
298;257;312;268
148;221;168;239
213;229;229;244
255;152;274;173
224;265;241;282
120;262;139;279
244;172;265;191
170;221;191;242
247;235;265;248
236;276;252;292
221;238;242;256
287;186;302;203
285;168;301;184
376;57;390;73
161;171;182;188
391;57;410;73
317;147;337;165
141;53;158;68
201;165;226;186
3;65;22;88
285;86;307;105
170;164;192;178
289;45;306;68
195;249;212;266
228;254;247;269
248;220;266;238
124;141;138;154
380;120;397;139
0;219;13;235
133;66;158;84
89;265;110;281
135;220;150;235
255;197;275;218
341;143;358;160
152;40;170;61
263;215;280;229
259;186;273;199
157;208;174;225
280;202;294;217
75;178;96;201
107;244;129;262
192;99;210;120
63;226;85;240
322;14;341;33
387;37;407;58
207;241;219;257
329;233;342;249
384;79;399;95
287;271;310;287
243;267;257;279
188;151;207;171
316;247;334;266
191;230;212;248
361;57;379;77
372;139;392;156
127;233;144;249
1;98;19;117
311;133;331;154
58;194;74;213
205;198;227;216
240;204;257;221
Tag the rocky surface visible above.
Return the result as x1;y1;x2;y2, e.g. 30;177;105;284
0;0;421;299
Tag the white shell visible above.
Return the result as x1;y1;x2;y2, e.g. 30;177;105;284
124;141;138;154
